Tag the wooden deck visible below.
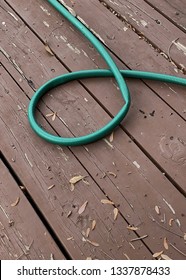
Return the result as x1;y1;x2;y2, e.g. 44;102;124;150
0;0;186;260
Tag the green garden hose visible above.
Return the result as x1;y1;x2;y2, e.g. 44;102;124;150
28;0;186;146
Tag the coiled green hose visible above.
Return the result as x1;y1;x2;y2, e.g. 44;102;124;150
28;0;186;146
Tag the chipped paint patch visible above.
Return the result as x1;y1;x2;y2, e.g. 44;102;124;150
40;5;51;16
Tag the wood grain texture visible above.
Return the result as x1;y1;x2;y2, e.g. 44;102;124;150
1;0;186;259
0;160;65;260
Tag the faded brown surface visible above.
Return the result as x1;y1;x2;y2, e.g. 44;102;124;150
0;0;186;260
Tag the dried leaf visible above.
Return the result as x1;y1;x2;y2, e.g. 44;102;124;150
153;250;164;258
108;171;117;178
70;183;74;192
67;211;72;217
46;113;54;117
67;237;74;241
91;220;96;230
48;184;55;190
163;237;169;250
86;228;91;238
45;44;54;56
78;201;88;215
155;205;160;215
82;179;90;185
113;208;119;220
127;226;139;231
11;197;20;207
161;254;172;260
52;112;57;121
123;253;130;260
184;233;186;241
69;175;85;185
101;199;114;205
169;218;174;226
87;239;100;247
109;132;114;143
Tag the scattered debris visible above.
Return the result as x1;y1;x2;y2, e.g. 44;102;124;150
91;220;96;230
175;218;181;228
67;237;74;241
133;161;140;169
86;228;91;238
44;44;54;56
101;199;114;205
161;254;172;260
130;235;148;242
123;253;130;260
155;205;160;215
168;218;174;226
11;197;20;207
152;250;164;258
113;208;119;220
78;201;88;215
109;132;114;143
127;226;139;231
163;198;175;214
50;253;54;260
86;239;100;247
48;184;55;190
69;175;86;191
67;211;72;218
163;237;169;250
86;257;92;260
108;171;117;178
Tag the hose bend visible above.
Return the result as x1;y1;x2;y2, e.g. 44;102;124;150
28;0;186;146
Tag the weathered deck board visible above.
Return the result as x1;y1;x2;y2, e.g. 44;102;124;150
102;0;186;72
145;0;186;32
1;65;153;259
0;159;65;260
1;0;186;259
4;0;186;192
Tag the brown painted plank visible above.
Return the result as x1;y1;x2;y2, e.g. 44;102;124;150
0;65;152;260
3;0;186;192
0;159;65;260
102;0;186;71
1;3;186;259
145;0;186;32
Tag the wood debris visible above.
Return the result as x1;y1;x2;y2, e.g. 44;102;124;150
163;237;169;250
86;228;91;238
155;205;160;215
108;171;117;178
113;208;119;220
67;211;72;217
109;132;114;143
101;199;114;205
91;220;96;230
86;257;92;260
161;254;172;260
130;235;148;242
127;226;139;231
86;239;100;247
152;250;164;258
67;237;74;241
46;112;57;121
48;184;55;190
69;175;86;191
11;197;20;207
123;253;130;260
78;201;88;215
184;233;186;241
44;44;54;56
169;218;174;226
